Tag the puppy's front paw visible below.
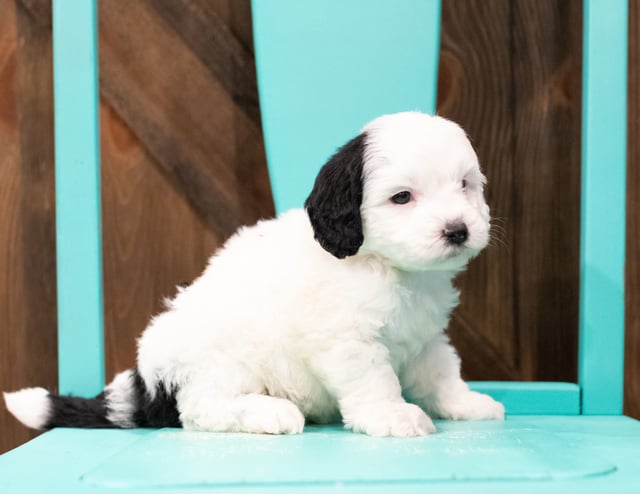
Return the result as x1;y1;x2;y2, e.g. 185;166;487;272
348;402;436;437
438;391;505;420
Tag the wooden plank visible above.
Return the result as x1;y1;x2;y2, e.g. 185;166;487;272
208;0;256;54
625;0;640;420
0;0;57;454
439;1;581;382
512;0;582;382
98;0;273;238
100;105;221;378
98;0;274;376
451;313;519;381
438;0;519;379
149;0;261;124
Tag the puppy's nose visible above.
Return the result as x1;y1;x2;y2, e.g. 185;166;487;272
443;223;468;245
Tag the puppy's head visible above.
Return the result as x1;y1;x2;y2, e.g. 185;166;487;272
305;112;490;271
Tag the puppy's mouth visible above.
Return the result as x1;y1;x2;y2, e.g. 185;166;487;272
441;242;482;263
444;245;465;257
443;244;469;260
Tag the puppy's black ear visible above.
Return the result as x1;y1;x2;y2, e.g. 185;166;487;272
304;133;366;258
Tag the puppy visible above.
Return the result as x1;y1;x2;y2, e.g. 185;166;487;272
4;111;504;437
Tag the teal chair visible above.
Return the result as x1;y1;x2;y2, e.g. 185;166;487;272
1;0;639;492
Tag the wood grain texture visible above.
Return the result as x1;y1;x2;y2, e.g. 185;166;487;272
511;0;582;382
101;104;222;378
438;0;518;380
0;0;57;454
98;0;273;238
439;0;582;381
625;0;640;420
98;0;273;377
149;0;261;124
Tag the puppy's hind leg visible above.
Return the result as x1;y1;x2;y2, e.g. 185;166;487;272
178;388;305;435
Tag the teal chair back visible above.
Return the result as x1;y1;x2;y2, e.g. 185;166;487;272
251;0;441;213
579;0;628;414
53;0;104;397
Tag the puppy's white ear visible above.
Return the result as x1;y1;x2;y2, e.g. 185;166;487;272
305;133;366;258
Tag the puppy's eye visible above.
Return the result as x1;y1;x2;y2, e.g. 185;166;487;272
391;191;412;204
461;179;468;190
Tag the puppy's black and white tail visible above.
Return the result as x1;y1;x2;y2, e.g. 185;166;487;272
3;369;181;430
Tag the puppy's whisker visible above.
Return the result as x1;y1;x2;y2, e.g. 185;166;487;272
487;231;510;249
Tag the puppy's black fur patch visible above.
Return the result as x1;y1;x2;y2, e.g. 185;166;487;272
305;133;366;258
49;393;115;429
44;368;181;429
131;369;181;428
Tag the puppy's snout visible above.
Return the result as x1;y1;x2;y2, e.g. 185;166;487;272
443;223;468;245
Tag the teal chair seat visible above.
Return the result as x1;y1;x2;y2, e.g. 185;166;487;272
2;1;639;492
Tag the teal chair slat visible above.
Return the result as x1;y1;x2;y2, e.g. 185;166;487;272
470;382;581;415
252;0;441;212
579;0;628;415
52;0;104;396
2;1;640;493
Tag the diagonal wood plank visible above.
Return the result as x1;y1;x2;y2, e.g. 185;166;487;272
98;1;273;237
101;104;222;378
0;0;57;454
149;0;261;125
16;0;274;237
449;313;519;381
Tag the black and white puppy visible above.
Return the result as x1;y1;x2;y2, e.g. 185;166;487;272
5;111;504;437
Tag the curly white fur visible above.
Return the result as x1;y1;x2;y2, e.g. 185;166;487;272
136;112;504;436
5;111;504;436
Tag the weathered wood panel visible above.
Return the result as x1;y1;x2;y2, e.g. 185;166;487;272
97;0;274;377
0;0;57;454
98;0;273;238
101;104;222;378
439;0;582;382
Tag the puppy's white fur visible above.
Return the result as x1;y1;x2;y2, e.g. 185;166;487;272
3;388;50;430
134;111;504;436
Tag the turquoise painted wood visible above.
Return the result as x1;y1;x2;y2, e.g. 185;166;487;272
52;0;104;396
470;382;581;415
2;417;640;493
252;0;441;212
579;0;628;415
2;0;640;493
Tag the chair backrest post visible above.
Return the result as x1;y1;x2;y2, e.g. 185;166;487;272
252;0;442;213
579;0;628;415
52;0;104;396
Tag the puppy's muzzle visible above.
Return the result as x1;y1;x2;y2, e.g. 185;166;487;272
443;223;468;246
